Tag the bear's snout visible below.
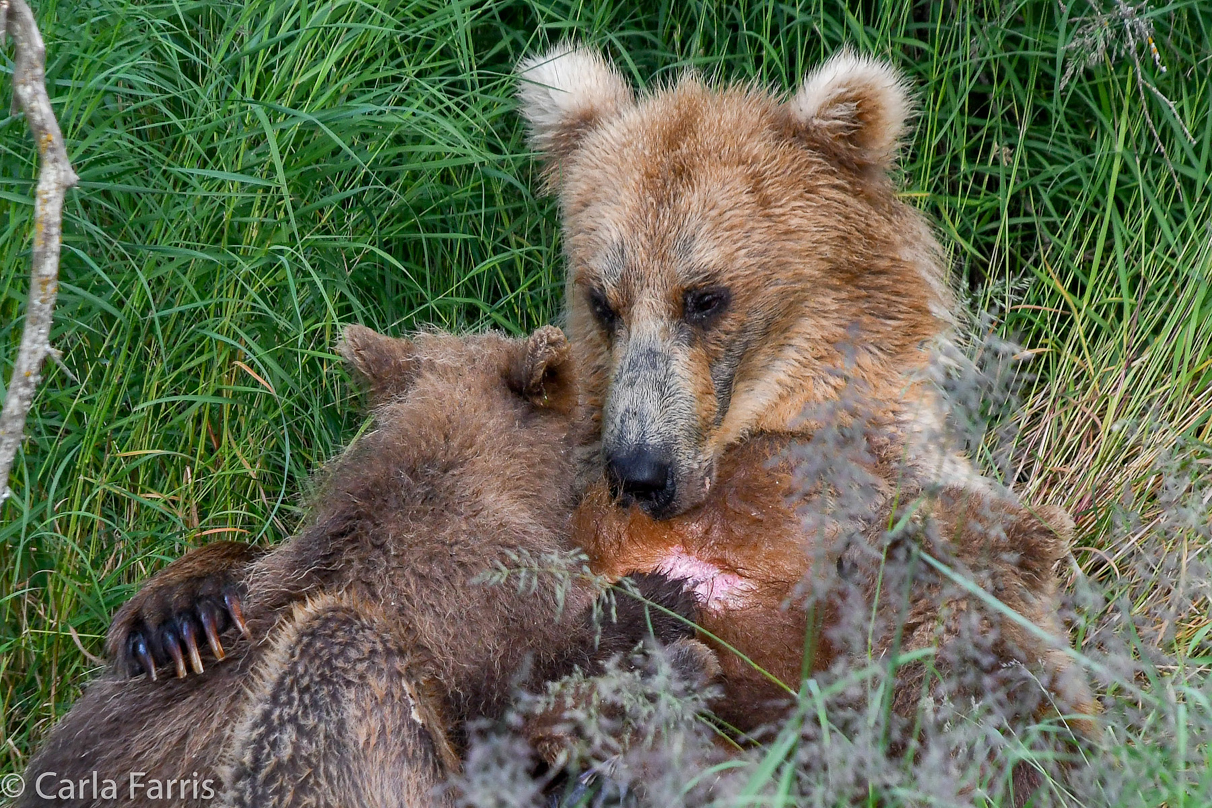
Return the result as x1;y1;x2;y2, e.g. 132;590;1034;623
605;445;677;516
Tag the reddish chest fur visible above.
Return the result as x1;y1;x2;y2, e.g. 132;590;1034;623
574;437;837;729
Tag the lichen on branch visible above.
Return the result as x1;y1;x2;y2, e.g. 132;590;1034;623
0;0;79;503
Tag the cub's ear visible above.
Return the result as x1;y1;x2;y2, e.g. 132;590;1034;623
508;325;576;414
337;324;418;406
786;49;912;175
516;43;633;173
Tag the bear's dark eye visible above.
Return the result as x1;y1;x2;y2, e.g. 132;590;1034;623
683;286;731;326
586;288;619;331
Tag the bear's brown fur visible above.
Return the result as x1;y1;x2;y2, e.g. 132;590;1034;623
68;44;1095;806
575;436;1097;742
517;44;1097;766
20;326;702;808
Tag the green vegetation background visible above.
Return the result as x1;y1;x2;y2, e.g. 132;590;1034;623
2;0;1209;786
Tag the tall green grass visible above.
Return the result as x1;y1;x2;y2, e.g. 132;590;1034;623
2;0;1209;801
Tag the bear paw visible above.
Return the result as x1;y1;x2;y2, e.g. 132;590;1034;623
107;541;262;680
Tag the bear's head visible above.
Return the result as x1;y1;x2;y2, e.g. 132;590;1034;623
518;45;954;519
336;324;580;518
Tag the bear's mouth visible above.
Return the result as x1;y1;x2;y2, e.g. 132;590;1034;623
654;546;755;612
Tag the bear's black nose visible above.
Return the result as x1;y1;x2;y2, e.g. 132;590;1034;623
606;448;675;513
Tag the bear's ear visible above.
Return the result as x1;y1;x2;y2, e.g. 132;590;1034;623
516;43;634;173
337;324;418;406
508;325;576;414
786;50;912;174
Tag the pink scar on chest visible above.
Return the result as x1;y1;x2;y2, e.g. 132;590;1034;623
654;546;756;612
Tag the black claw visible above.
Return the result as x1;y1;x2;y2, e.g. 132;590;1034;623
131;633;157;682
198;601;225;661
162;627;188;679
224;591;251;641
178;617;205;674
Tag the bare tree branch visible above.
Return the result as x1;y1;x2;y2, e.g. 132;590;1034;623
0;0;78;503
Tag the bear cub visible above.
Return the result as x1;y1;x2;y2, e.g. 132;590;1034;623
21;325;703;808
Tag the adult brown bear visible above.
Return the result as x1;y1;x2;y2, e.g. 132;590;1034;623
517;43;1096;759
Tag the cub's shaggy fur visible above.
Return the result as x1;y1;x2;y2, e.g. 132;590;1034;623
21;326;699;808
